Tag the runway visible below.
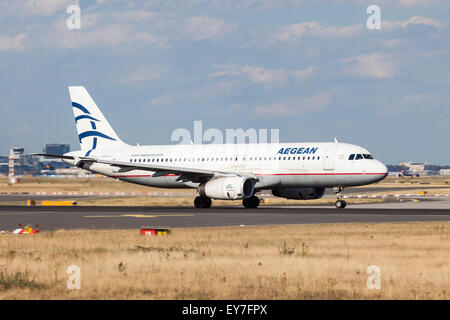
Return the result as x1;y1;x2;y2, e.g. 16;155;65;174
0;205;449;230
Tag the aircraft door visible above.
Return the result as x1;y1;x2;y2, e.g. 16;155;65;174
323;147;336;170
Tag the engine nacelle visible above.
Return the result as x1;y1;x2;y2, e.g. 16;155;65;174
272;188;325;200
198;177;255;200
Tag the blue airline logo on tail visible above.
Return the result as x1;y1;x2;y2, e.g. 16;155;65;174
72;102;116;156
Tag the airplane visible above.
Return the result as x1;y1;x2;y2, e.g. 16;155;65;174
397;165;420;178
35;86;388;209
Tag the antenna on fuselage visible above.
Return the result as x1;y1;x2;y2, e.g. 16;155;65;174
334;137;339;143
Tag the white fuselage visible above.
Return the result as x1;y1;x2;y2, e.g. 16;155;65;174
65;141;388;191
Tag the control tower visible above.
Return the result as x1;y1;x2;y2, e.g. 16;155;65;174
8;147;24;184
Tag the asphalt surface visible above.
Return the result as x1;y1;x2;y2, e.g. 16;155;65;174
2;186;449;203
0;205;449;231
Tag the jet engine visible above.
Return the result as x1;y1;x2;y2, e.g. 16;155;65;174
198;177;256;200
272;188;325;200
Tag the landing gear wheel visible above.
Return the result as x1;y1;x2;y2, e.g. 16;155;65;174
243;196;260;208
194;196;212;208
333;186;346;209
335;200;346;209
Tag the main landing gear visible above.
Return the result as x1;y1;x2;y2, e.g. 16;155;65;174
243;196;260;208
194;196;212;208
333;186;347;209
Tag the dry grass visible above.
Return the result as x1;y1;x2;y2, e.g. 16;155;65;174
0;222;449;299
0;176;193;195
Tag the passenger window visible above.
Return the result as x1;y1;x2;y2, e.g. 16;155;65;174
317;156;320;160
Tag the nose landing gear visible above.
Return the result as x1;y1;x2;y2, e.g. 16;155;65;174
333;186;346;209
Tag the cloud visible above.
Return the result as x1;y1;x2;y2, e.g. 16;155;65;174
273;15;446;44
273;21;363;42
241;66;288;85
148;80;241;108
383;16;446;30
375;0;444;6
47;21;166;49
110;10;158;22
185;16;237;41
119;68;162;85
253;91;332;117
291;66;317;81
341;53;398;79
209;64;317;85
0;33;26;51
2;0;74;16
149;95;175;108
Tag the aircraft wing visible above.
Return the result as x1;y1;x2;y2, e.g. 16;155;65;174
33;153;257;183
94;158;257;182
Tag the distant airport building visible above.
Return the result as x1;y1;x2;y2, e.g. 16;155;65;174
42;144;70;157
440;169;450;176
39;143;72;172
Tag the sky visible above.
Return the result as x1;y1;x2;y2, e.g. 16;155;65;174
0;0;449;165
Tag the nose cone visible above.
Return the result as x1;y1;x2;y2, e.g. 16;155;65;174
372;160;388;182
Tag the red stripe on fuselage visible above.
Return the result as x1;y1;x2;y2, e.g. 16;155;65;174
111;172;387;178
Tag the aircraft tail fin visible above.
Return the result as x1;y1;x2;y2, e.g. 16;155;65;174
68;86;127;155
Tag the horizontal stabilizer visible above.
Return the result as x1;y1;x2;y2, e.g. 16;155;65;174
32;153;75;160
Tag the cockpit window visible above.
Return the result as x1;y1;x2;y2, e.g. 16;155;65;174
350;153;374;160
